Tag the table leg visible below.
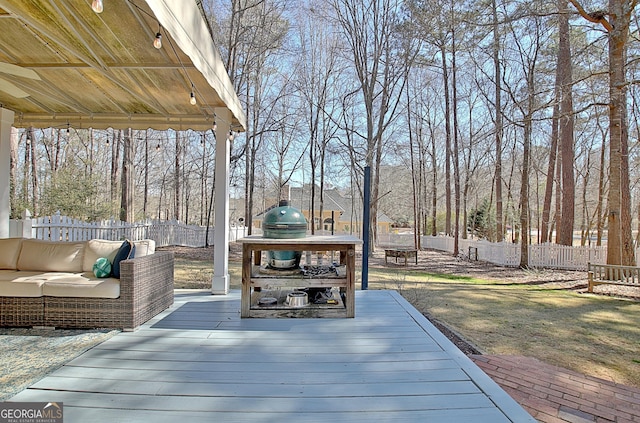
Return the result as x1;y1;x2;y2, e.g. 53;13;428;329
346;247;355;318
241;243;252;318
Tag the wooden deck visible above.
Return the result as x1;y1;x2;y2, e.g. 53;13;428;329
9;290;535;422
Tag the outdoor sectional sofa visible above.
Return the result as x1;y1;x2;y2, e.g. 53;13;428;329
0;238;174;330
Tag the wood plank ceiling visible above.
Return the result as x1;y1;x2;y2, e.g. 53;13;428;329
0;0;245;131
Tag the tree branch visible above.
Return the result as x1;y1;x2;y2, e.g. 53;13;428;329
567;0;613;31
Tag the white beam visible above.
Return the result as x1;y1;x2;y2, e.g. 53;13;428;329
0;108;14;238
145;0;246;130
212;109;231;294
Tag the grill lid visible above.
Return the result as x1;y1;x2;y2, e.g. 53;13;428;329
263;201;308;231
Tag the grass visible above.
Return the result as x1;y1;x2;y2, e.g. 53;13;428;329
174;256;640;389
366;267;640;389
174;257;242;289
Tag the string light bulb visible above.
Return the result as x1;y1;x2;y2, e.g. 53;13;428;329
153;31;162;49
156;143;161;151
212;120;217;131
91;0;103;13
190;91;197;106
228;130;234;141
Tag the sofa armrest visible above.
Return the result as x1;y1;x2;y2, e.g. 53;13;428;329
118;251;174;326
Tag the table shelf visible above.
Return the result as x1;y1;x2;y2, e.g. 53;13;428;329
250;288;345;318
239;235;361;318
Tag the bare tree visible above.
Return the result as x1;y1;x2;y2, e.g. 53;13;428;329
217;0;289;233
569;0;636;266
294;4;341;233
330;0;415;249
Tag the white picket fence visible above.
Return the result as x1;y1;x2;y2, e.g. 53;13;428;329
10;214;623;271
420;235;618;271
9;212;248;247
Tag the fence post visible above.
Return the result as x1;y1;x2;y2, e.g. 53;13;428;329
21;209;33;238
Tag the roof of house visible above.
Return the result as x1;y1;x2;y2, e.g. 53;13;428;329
254;185;394;224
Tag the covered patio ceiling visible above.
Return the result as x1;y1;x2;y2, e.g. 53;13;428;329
0;0;246;131
0;0;245;294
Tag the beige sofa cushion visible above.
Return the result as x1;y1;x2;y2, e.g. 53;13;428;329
82;239;156;272
0;238;24;270
134;239;156;257
0;270;45;297
41;272;120;299
82;239;122;272
17;239;85;273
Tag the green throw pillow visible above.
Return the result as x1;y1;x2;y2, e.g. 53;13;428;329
93;257;112;278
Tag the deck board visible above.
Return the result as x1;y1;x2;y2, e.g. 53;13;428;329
8;290;536;422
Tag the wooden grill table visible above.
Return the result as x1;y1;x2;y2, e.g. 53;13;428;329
239;235;361;318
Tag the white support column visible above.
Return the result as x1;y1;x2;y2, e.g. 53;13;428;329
212;109;232;295
0;108;15;238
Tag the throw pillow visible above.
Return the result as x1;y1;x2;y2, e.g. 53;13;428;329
93;257;112;278
112;239;136;279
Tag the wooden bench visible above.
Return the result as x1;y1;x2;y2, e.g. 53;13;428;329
587;263;640;293
384;248;418;266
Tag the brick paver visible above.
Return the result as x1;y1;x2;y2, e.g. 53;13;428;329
471;355;640;423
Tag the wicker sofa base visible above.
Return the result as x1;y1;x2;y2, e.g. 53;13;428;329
0;297;44;327
0;251;175;330
43;290;174;329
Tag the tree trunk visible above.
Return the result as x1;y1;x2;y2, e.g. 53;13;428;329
431;126;438;236
557;0;575;246
441;43;452;237
119;128;134;222
520;79;534;268
174;131;182;221
9;129;18;218
580;152;591;246
310;135;316;234
22;130;29;210
111;129;120;215
30;127;38;215
408;88;419;249
596;136;606;246
569;0;636;265
451;18;461;256
144;130;149;218
492;0;504;242
541;82;560;243
607;1;634;265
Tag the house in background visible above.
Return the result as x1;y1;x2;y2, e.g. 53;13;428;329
253;185;393;235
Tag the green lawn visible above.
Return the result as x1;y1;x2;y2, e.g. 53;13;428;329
365;266;640;389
